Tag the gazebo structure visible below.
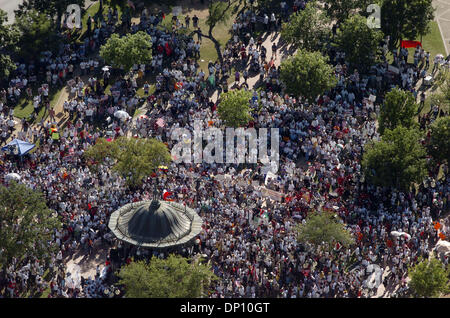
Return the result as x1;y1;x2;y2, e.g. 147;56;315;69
108;199;203;249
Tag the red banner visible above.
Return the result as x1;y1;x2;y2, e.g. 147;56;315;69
401;40;422;48
163;191;174;201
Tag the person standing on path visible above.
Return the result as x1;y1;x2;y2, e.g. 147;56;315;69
49;106;56;123
270;13;276;31
418;91;426;114
425;51;430;69
272;42;277;58
259;65;265;84
193;15;199;28
197;27;202;44
257;37;263;50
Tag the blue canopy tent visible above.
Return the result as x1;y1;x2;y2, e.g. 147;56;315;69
1;139;35;156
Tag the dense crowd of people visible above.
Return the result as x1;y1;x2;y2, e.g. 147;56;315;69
0;1;448;298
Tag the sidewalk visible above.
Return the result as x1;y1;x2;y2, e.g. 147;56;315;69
210;31;290;103
434;0;450;55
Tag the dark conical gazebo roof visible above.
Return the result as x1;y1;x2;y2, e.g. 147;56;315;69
108;200;202;249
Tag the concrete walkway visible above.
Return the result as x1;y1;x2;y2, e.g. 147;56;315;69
210;31;289;103
434;0;450;55
65;241;109;283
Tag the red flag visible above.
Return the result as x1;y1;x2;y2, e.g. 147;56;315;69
164;42;173;55
401;40;422;48
163;191;174;201
386;239;393;248
357;232;363;241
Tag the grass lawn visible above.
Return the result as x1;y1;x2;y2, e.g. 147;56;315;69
415;22;448;116
383;22;447;118
385;22;446;66
73;0;128;41
156;3;240;72
136;83;155;98
133;107;146;118
413;22;447;60
39;287;51;298
13;87;64;124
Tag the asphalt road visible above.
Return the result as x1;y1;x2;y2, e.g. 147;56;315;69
0;0;23;24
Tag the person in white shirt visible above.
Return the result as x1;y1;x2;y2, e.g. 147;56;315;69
80;60;86;75
86;107;94;123
270;13;276;31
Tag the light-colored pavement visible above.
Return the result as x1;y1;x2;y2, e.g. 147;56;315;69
0;0;23;24
65;241;108;284
210;32;287;103
434;0;450;55
0;0;96;24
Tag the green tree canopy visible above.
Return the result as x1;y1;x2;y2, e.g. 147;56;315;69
14;9;60;61
428;116;450;164
255;0;285;11
16;0;86;28
0;9;20;80
281;1;331;51
379;88;418;135
0;182;62;274
117;255;217;298
408;257;450;298
84;137;172;187
429;93;450;115
362;126;427;190
381;0;434;49
193;0;236;64
83;136;118;169
430;70;450;112
100;31;153;72
205;1;232;29
217;89;252;128
334;14;384;70
0;55;17;81
296;211;354;250
324;0;371;24
441;71;450;104
279;49;337;101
